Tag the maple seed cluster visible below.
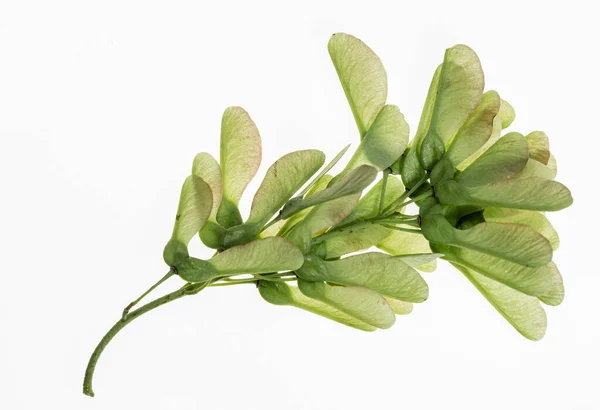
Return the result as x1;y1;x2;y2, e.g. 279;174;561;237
83;33;572;398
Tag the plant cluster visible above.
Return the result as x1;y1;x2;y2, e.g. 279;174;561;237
84;33;572;397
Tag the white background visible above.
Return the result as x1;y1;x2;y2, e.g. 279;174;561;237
1;1;598;409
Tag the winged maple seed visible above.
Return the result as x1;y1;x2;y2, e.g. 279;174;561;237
83;33;572;397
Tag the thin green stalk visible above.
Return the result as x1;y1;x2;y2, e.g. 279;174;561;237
382;172;429;215
121;270;175;319
297;144;351;197
260;214;282;233
391;190;433;210
317;208;421;243
374;217;419;226
312;220;375;244
209;278;258;286
374;213;418;220
378;168;390;215
254;273;297;282
83;281;207;397
381;224;422;234
210;272;297;287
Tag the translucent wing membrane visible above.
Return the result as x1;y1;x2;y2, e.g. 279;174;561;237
445;91;501;167
217;107;261;227
248;150;325;226
345;105;409;171
456;132;529;186
446;248;564;305
455;264;547;341
328;33;387;138
435;178;573;211
192;153;222;221
297;253;429;302
418;45;484;169
298;280;396;329
483;208;560;250
163;175;213;266
421;214;553;267
177;237;304;282
281;165;377;219
259;281;377;331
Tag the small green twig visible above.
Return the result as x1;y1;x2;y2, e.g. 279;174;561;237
374;217;419;226
381;224;422;234
121;270;175;320
209;278;259;286
260;214;282;233
391;190;434;211
183;280;211;295
312;220;376;244
254;273;297;282
298;144;351;197
382;172;429;215
209;271;297;286
378;168;390;215
83;281;208;397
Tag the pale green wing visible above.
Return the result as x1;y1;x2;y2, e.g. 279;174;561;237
395;253;443;269
297;253;428;302
163;175;213;266
499;99;516;128
192;152;222;221
418;45;484;169
247;150;325;226
514;159;555;180
445;91;501;167
315;223;391;259
398;65;441;188
421;214;553;267
298;280;396;329
169;176;213;243
176;237;303;282
525;131;550;165
275;175;334;238
281;165;377;219
431;45;484;143
210;237;303;275
258;219;287;238
328;33;387;138
483;208;559;250
307;174;335;196
455;263;547;341
345;105;409;171
414;65;442;144
377;230;437;272
383;297;413;315
547;154;558;178
399;144;427;189
447;248;564;306
437;178;573;211
341;175;404;225
457;98;515;170
217;106;261;227
259;281;376;331
288;194;361;253
457;132;528;186
298;145;350;197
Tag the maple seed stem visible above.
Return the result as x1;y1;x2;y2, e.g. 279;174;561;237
382;172;429;215
261;214;282;233
379;168;390;214
121;270;175;320
381;224;422;234
83;282;208;398
394;190;434;209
